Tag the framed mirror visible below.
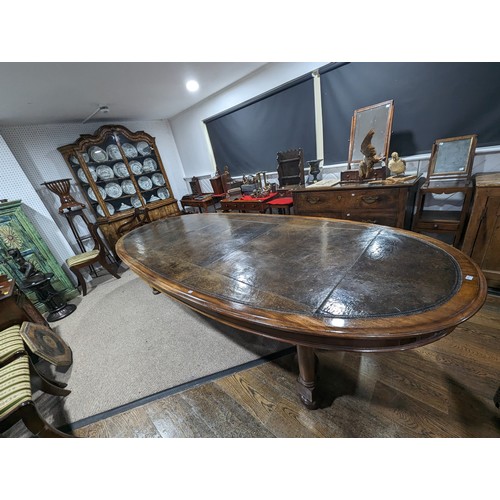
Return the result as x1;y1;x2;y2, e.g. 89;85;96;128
347;100;394;169
427;135;477;180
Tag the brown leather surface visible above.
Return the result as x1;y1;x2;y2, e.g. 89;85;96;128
121;214;460;319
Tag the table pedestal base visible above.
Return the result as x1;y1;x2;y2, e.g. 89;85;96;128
296;345;319;409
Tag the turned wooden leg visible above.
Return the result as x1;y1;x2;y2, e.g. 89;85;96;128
20;403;74;438
296;345;319;409
99;258;121;279
72;268;87;296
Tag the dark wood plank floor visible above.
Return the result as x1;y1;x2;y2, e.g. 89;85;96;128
4;295;500;438
72;294;500;438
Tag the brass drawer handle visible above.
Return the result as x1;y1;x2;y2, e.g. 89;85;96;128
306;196;320;205
361;195;380;204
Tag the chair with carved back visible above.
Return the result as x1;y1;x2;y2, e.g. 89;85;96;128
116;207;152;237
276;148;304;187
66;221;120;296
116;208;160;295
269;148;304;214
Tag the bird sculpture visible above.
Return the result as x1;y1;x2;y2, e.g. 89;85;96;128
359;129;384;180
388;152;406;176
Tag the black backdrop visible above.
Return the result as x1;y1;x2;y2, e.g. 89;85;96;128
321;62;500;164
204;76;316;177
204;62;500;174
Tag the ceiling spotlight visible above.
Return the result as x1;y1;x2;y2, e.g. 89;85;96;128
186;80;200;92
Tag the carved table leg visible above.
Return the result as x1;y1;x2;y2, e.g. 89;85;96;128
296;345;319;409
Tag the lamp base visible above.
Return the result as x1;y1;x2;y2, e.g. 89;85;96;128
47;303;77;322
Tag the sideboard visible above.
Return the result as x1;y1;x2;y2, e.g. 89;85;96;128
292;177;422;229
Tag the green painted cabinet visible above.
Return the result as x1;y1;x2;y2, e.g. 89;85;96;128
0;200;78;313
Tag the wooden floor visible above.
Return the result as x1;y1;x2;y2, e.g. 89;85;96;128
4;295;500;438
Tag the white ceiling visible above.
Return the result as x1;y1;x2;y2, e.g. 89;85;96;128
0;62;268;126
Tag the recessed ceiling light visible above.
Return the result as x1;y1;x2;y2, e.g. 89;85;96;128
186;80;199;92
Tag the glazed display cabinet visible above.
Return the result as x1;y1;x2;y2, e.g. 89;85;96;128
58;125;180;252
0;200;78;314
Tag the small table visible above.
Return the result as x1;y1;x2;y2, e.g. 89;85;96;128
117;214;487;409
20;321;72;367
180;194;218;213
220;193;278;213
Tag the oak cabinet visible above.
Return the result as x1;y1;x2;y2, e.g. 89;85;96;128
461;172;500;289
292;178;421;229
58;125;181;252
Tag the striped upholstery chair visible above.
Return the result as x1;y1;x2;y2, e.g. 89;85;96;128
66;221;120;296
0;325;26;367
0;324;73;438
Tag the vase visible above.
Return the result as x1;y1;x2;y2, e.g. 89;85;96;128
307;159;323;183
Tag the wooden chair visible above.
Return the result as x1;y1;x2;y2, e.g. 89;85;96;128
116;208;160;295
0;324;72;438
277;148;304;187
116;207;152;237
66;221;120;296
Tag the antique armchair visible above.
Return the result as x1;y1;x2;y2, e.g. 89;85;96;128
276;148;304;187
116;207;152;237
269;148;304;214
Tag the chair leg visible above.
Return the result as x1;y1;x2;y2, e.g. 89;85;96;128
99;258;121;279
30;361;71;397
72;267;87;296
38;376;71;397
29;359;68;389
20;403;74;438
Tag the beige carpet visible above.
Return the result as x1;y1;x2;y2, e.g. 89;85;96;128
42;268;288;427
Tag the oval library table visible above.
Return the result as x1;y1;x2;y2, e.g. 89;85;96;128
116;213;487;409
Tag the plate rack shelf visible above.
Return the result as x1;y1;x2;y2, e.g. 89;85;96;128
58;125;181;255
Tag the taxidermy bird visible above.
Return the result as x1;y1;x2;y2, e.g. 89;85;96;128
388;152;406;176
359;129;384;180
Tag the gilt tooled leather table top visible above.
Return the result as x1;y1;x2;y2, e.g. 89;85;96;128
116;213;487;350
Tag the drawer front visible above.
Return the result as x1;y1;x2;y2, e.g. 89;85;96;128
341;189;400;209
294;192;344;213
413;220;460;232
343;210;399;227
294;188;400;213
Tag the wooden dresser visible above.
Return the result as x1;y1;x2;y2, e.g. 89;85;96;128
292;178;421;229
0;276;48;331
461;172;500;289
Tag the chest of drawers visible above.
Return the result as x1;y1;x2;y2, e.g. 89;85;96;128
292;178;421;229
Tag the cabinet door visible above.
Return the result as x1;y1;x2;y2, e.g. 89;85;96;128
470;196;500;288
70;134;139;219
114;131;172;209
0;205;78;312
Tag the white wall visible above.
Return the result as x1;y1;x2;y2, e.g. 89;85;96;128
0;134;75;270
169;62;327;179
